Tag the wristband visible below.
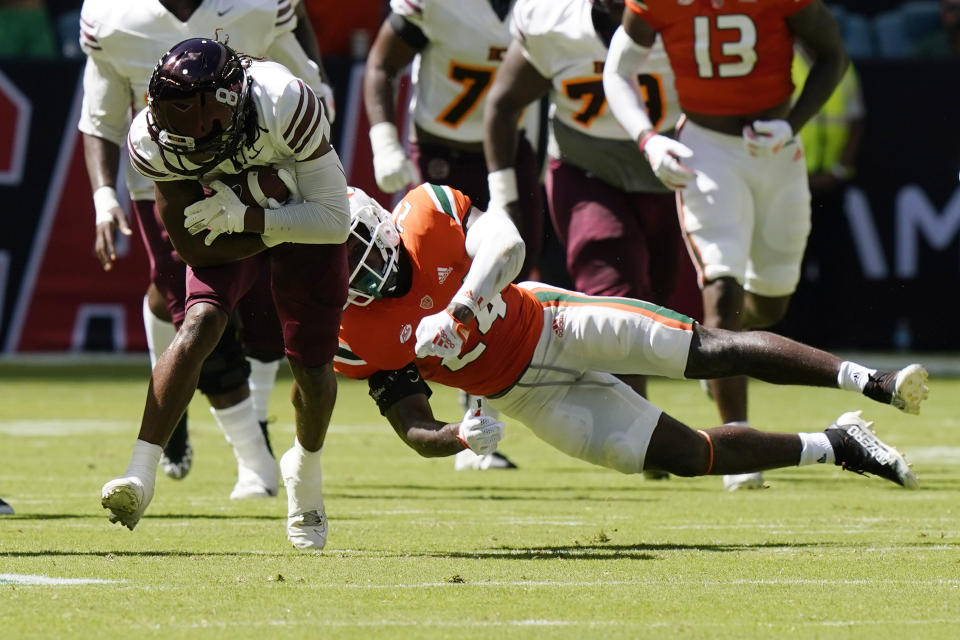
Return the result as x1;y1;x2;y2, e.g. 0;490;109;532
445;309;471;341
369;121;402;153
487;168;518;207
93;185;121;225
638;131;657;153
451;292;482;318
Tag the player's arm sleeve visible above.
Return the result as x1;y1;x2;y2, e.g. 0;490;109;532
78;56;131;145
455;202;525;314
602;26;656;143
261;80;349;246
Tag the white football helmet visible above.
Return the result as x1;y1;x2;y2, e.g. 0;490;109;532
345;187;401;307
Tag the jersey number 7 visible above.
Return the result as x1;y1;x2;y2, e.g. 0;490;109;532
436;62;496;128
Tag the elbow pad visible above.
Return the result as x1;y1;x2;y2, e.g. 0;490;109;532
262;151;350;246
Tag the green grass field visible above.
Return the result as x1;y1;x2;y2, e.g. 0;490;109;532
1;360;959;639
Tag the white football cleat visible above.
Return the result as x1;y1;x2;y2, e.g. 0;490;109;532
862;364;929;415
722;472;767;491
280;446;327;549
825;410;919;489
229;458;279;500
285;509;328;550
101;475;153;530
454;449;517;470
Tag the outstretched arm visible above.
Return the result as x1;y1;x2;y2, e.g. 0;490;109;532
367;365;505;457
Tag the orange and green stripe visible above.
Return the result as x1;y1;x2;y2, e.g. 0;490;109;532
528;286;693;330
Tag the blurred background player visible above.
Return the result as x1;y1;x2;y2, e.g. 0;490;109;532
334;184;927;490
483;0;683;429
0;497;12;515
78;0;334;495
101;37;350;550
364;0;542;469
603;0;849;489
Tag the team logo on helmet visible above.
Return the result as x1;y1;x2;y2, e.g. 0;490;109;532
146;37;253;177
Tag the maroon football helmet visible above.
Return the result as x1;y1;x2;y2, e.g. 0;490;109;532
147;37;252;176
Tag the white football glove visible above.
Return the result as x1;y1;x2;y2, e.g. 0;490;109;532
457;407;505;456
640;133;696;190
369;121;419;194
184;180;247;246
742;119;793;157
415;310;469;361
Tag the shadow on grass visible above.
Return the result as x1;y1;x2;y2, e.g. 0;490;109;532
2;512;281;521
0;550;283;558
367;540;836;561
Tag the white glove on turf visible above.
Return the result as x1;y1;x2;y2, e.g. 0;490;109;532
742;119;793;157
640;133;695;190
415;310;469;361
184;180;248;246
457;407;505;456
369;122;419;194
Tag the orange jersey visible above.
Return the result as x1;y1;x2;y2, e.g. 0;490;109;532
625;0;812;115
335;184;544;397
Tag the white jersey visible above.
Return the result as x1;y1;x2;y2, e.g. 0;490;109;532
127;60;329;183
390;0;515;143
78;0;319;200
510;0;678;142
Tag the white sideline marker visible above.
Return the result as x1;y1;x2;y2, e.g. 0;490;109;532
0;573;122;585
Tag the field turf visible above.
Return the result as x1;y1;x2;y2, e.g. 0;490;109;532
1;360;958;638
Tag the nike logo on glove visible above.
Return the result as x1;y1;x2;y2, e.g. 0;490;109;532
217;6;233;17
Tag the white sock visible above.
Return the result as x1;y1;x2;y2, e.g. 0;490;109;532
724;420;749;427
247;358;280;424
142;295;176;369
837;361;876;392
798;432;835;466
282;439;324;510
126;439;162;478
211;397;271;467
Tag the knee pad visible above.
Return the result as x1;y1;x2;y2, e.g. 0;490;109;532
197;320;251;396
602;424;648;475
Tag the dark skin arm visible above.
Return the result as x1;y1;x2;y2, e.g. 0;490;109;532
382;392;469;458
82;133;132;270
481;39;552;223
363;17;421;127
155;179;268;267
785;0;849;134
160;140;332;267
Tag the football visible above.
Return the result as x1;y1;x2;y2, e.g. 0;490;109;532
217;166;292;207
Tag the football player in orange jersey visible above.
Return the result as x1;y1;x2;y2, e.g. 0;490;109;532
604;0;849;489
335;184;928;490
